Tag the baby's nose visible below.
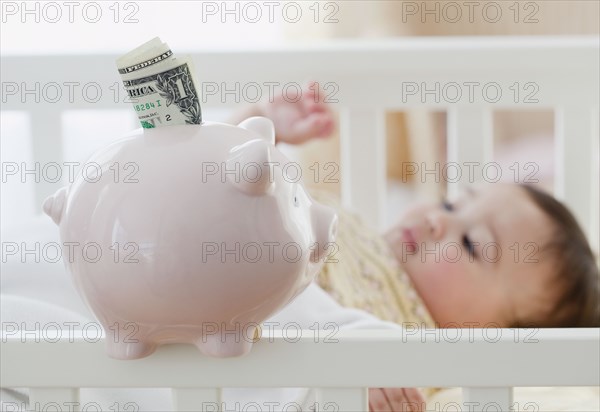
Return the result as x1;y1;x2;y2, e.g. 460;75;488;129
427;210;447;241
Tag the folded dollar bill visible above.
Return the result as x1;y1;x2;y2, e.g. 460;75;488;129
117;37;202;128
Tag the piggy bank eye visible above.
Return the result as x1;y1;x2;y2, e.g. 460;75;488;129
293;187;300;207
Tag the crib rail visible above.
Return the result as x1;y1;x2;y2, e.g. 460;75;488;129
2;329;599;410
3;328;599;387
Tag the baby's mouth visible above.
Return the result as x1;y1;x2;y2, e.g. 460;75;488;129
401;227;418;253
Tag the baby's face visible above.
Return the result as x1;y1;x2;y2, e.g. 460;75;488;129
386;184;556;327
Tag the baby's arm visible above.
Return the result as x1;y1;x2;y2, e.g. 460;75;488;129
228;81;335;145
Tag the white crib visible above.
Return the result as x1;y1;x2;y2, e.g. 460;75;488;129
1;37;599;411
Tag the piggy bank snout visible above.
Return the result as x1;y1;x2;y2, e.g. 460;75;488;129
310;203;338;263
42;187;67;225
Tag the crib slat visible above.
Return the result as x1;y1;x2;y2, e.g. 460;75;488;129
172;388;221;412
315;387;368;412
339;109;386;230
462;387;513;412
446;106;493;199
592;108;600;252
554;106;595;239
30;109;64;209
29;388;80;411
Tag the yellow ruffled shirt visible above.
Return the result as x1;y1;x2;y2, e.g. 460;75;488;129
312;190;440;399
313;190;435;329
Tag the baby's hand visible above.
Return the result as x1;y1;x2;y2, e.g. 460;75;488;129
369;387;425;412
260;81;334;145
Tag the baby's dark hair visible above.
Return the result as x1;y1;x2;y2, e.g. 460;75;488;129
514;184;600;328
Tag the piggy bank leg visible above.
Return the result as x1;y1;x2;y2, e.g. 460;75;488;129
195;324;258;357
105;324;157;360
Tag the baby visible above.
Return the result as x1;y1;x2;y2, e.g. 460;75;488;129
230;83;600;411
386;183;600;330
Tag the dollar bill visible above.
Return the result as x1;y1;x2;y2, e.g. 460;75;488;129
116;37;202;128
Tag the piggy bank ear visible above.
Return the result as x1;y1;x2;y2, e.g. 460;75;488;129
238;117;275;145
227;139;273;196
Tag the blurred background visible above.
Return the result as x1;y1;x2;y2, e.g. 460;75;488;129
2;0;599;232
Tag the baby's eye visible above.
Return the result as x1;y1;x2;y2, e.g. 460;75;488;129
442;199;454;211
462;235;476;258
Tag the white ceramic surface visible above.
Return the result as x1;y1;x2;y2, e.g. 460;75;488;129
43;117;338;359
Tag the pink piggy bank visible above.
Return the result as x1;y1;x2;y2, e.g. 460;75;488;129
43;117;338;359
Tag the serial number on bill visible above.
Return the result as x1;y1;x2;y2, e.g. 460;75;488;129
134;101;162;111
